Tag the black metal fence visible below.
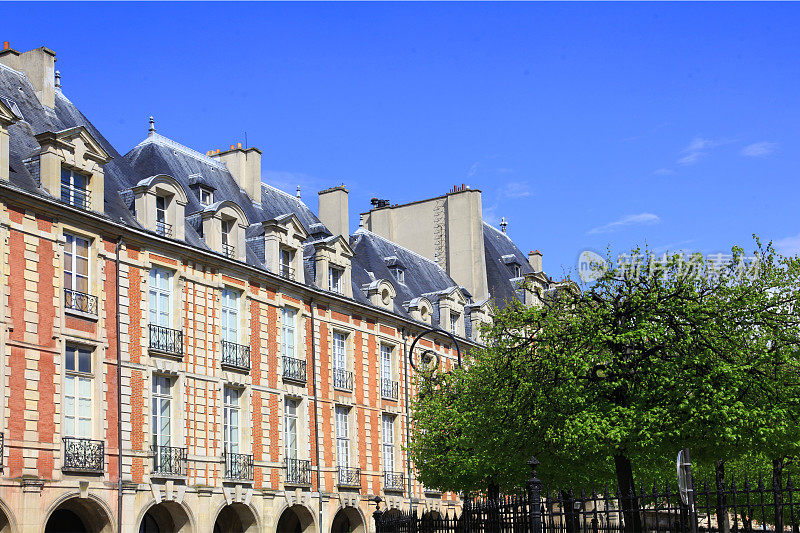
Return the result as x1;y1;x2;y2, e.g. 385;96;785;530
375;460;800;533
149;323;183;357
283;356;307;383
221;340;251;370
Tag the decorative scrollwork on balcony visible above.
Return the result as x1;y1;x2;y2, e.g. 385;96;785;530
149;324;183;357
384;470;405;491
156;221;173;238
62;437;104;473
224;450;253;481
337;466;361;488
221;341;251;370
381;379;399;400
333;368;354;391
64;288;98;315
222;243;236;259
283;356;307;383
285;458;312;485
151;445;187;476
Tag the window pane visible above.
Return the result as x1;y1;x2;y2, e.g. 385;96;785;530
78;348;91;373
65;347;75;371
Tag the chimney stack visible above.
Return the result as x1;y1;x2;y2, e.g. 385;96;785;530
211;144;263;205
528;250;542;273
0;45;57;108
318;185;349;240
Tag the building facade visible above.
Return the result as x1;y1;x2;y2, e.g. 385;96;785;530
0;44;549;533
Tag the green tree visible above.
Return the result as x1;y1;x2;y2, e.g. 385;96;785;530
409;240;800;532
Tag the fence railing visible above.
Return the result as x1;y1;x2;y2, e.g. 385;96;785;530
64;288;98;315
222;243;236;258
156;221;173;238
223;450;253;481
221;340;251;370
337;466;361;488
333;368;354;391
61;185;90;210
149;323;183;357
279;263;295;280
285;458;312;485
382;379;399;400
62;437;104;473
151;445;187;476
283;356;307;383
384;470;405;491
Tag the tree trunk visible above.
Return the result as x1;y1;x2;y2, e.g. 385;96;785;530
773;457;784;533
614;454;642;533
561;490;580;533
715;460;730;533
488;480;500;533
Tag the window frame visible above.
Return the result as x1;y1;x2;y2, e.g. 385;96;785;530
390;267;405;284
220;288;240;344
382;413;395;471
282;307;297;359
152;374;173;448
60;166;89;209
335;405;350;468
64;233;91;296
332;331;347;372
329;266;344;293
199;186;214;206
284;397;299;461
223;386;241;455
148;267;173;328
63;344;93;439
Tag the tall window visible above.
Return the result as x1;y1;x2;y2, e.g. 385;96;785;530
280;249;294;278
152;376;172;449
221;289;240;344
282;308;296;358
381;345;392;383
382;414;395;471
335;406;349;469
61;167;89;209
64;234;90;296
223;387;241;454
450;312;459;335
329;266;343;293
221;219;234;257
333;332;346;372
284;398;299;461
64;345;92;438
513;264;522;278
149;268;172;327
155;196;170;237
390;267;404;284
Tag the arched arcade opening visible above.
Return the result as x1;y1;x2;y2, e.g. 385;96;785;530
276;505;316;533
212;503;258;533
44;497;113;533
138;501;192;533
330;506;365;533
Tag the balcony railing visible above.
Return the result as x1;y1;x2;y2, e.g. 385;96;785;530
279;263;295;280
62;437;104;473
156;221;173;238
333;368;354;391
384;470;405;491
285;458;312;485
381;379;399;401
337;466;361;488
61;185;91;210
151;445;187;476
149;324;183;357
221;341;251;370
64;288;98;315
224;450;253;481
283;356;307;383
222;243;235;258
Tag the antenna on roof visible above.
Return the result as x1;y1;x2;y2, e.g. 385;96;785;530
149;116;156;136
54;70;61;90
500;216;508;233
244;131;248;149
296;185;301;199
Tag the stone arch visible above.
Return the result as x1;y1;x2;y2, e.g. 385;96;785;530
42;493;114;533
135;500;194;533
211;502;259;533
330;506;365;533
0;497;15;533
275;504;317;533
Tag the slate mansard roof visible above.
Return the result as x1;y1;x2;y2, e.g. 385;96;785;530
0;58;538;332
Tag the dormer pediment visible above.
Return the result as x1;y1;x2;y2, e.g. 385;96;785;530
197;200;249;261
35;126;111;165
133;174;188;204
132;174;188;240
263;213;309;241
439;285;468;306
313;234;354;258
0;97;18;126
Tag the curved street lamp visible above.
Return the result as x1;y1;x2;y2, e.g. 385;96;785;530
407;326;462;371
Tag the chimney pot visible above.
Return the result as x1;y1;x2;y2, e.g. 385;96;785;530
230;145;235;150
3;42;8;51
237;142;242;149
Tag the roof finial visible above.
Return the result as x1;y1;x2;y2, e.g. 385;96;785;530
296;185;301;199
54;70;61;90
149;116;156;136
500;216;507;233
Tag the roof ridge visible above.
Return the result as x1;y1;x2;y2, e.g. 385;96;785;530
483;221;513;241
352;228;445;269
133;133;227;169
261;182;308;205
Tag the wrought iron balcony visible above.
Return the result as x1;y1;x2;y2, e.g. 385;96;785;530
156;221;173;238
64;288;98;315
384;470;405;491
149;324;183;357
381;379;399;401
285;458;312;485
221;340;251;370
337;466;361;488
151;445;187;476
222;243;236;258
333;368;354;391
283;356;307;383
279;263;295;280
224;450;253;481
62;437;104;473
61;185;90;210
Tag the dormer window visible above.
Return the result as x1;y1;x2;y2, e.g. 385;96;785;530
199;186;214;206
390;267;405;284
279;249;295;279
155;196;172;237
513;265;522;278
450;312;460;335
221;219;235;258
132;174;188;241
61;167;90;209
329;267;344;294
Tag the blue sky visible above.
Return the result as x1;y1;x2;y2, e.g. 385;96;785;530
5;2;799;278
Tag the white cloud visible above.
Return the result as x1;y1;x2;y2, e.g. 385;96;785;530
467;162;480;178
775;232;800;256
677;137;728;166
741;141;778;158
588;213;661;235
653;168;675;176
502;181;532;198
